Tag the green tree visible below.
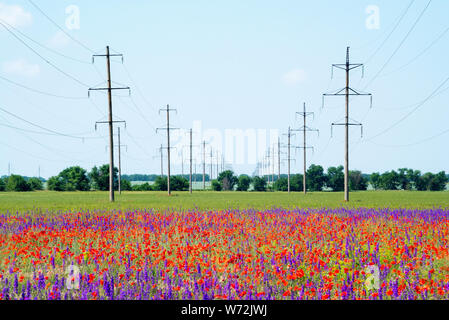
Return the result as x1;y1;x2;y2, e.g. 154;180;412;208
27;177;43;191
211;180;222;191
380;171;400;190
132;183;153;191
120;179;132;191
252;176;267;192
171;176;189;191
47;176;66;191
5;175;31;192
89;165;118;191
58;166;90;191
236;175;251;191
349;170;368;191
218;170;238;191
429;172;448;191
326;166;344;192
153;176;168;191
274;177;288;191
306;165;327;192
370;172;381;190
290;174;304;192
0;177;5;192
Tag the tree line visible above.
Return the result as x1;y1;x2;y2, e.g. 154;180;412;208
0;164;447;192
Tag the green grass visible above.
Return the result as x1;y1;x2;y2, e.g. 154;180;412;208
0;190;448;212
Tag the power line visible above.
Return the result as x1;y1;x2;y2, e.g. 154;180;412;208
0;105;93;140
0;21;91;88
0;74;87;100
27;0;95;54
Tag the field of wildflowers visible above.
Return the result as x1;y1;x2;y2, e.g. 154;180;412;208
1;207;448;300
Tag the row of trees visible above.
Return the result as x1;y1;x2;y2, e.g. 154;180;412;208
210;166;448;192
1;165;447;192
0;175;44;192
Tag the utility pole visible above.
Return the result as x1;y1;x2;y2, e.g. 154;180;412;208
89;46;129;202
296;103;319;195
189;129;193;194
278;138;281;180
116;127;128;195
159;144;164;177
203;141;206;190
209;149;213;181
323;47;372;202
283;128;293;193
157;104;178;196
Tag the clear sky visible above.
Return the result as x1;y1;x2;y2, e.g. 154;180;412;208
0;0;448;178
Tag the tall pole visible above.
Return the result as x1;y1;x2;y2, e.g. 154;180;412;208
271;146;275;183
166;104;171;196
210;149;213;181
90;46;129;202
288;128;291;193
303;104;307;194
106;46;115;202
160;144;164;177
189;129;193;194
323;46;372;202
203;141;206;190
118;127;122;195
278;138;281;180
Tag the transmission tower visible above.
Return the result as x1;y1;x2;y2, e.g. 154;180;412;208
296;103;319;194
322;47;372;201
89;46;130;202
157;104;179;196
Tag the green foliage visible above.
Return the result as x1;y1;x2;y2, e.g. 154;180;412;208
379;170;400;190
132;183;153;191
153;176;189;191
306;165;327;192
0;177;5;192
211;180;222;191
5;175;31;192
370;172;381;190
218;171;238;191
274;177;288;191
120;179;132;191
252;176;267;192
349;171;368;191
326;166;344;192
27;177;44;191
417;171;448;191
89;165;118;191
290;174;304;192
236;175;252;192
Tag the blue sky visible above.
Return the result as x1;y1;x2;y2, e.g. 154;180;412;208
0;0;448;178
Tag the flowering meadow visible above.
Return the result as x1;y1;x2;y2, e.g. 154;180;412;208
0;207;448;300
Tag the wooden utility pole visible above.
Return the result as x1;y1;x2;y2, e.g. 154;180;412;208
296;103;318;195
323;47;372;202
118;127;122;194
189;129;193;194
157;105;178;196
89;46;129;202
160;144;164;177
278;138;281;180
203;141;206;190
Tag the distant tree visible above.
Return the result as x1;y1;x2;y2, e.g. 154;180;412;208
47;176;66;191
132;183;153;191
405;169;421;190
274;177;288;191
120;179;132;191
58;166;90;191
89;165;118;191
236;175;252;191
306;165;327;192
153;176;168;191
218;171;238;191
326;166;344;192
27;177;43;191
0;177;5;192
417;171;448;191
380;171;400;190
252;176;267;192
5;175;31;192
290;174;304;192
370;172;381;190
211;180;222;191
349;170;368;191
171;176;189;191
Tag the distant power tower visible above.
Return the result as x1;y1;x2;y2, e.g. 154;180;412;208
89;46;130;202
106;126;127;195
322;47;372;202
296;103;319;194
157;104;179;196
